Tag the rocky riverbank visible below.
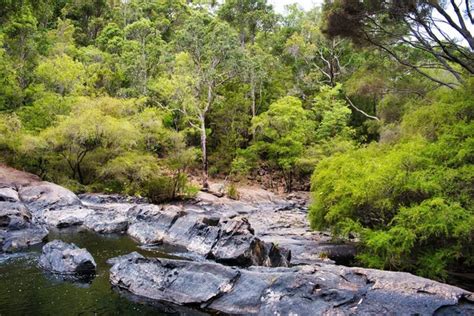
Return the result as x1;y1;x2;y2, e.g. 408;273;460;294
109;253;474;315
1;165;473;314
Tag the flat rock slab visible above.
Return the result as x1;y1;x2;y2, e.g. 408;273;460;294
84;212;128;233
110;255;474;316
39;207;95;228
39;240;96;275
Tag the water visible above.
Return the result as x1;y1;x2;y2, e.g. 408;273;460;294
0;229;204;315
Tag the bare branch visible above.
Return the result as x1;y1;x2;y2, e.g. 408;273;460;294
467;0;474;24
345;96;380;121
362;30;459;89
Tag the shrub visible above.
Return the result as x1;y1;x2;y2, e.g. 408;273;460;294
309;86;474;280
145;176;175;203
226;183;239;200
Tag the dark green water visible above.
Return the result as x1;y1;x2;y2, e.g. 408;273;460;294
0;229;203;316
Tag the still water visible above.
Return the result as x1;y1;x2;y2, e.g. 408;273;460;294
0;229;203;315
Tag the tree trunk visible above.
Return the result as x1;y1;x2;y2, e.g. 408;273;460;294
250;70;256;139
76;163;84;185
199;115;209;190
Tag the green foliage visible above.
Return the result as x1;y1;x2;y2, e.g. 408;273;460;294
226;183;240;200
99;152;161;194
252;96;313;170
309;86;474;279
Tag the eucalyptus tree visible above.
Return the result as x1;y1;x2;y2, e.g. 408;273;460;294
218;0;276;46
169;12;243;189
123;18;163;96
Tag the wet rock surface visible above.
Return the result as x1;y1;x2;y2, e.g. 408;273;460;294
0;191;48;253
0;226;48;252
39;240;96;275
110;255;474;315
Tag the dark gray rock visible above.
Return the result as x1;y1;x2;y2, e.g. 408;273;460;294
106;251;144;266
110;257;240;306
110;256;474;316
0;202;32;230
1;226;48;252
209;218;290;267
39;240;96;275
127;212;290;268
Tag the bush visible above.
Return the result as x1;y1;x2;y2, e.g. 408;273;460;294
308;86;474;280
226;183;240;200
145;176;175;203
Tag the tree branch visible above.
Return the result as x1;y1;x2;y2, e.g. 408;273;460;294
345;96;380;121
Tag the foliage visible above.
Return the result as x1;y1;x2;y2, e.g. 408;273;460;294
309;86;474;279
226;183;240;200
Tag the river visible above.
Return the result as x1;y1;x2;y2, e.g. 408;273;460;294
0;229;205;315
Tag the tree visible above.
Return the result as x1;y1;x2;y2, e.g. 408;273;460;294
41;103;139;184
309;82;474;280
166;13;243;189
2;5;39;89
123;18;163;96
251;96;314;191
218;0;276;46
35;54;86;96
285;8;352;88
322;0;474;88
0;34;21;110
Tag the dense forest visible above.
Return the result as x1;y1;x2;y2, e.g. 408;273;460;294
0;0;473;281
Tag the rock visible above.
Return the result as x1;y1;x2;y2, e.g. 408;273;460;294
209;218;290;267
84;212;128;233
207;183;225;198
79;193;148;205
127;221;167;245
40;207;95;228
0;187;20;202
127;211;290;268
126;204;165;222
106;251;144;266
110;256;474;315
39;240;96;275
0;202;32;230
1;227;48;252
19;182;82;213
110;257;240;306
166;214;221;256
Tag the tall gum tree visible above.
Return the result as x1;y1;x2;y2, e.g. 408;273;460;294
169;12;243;189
